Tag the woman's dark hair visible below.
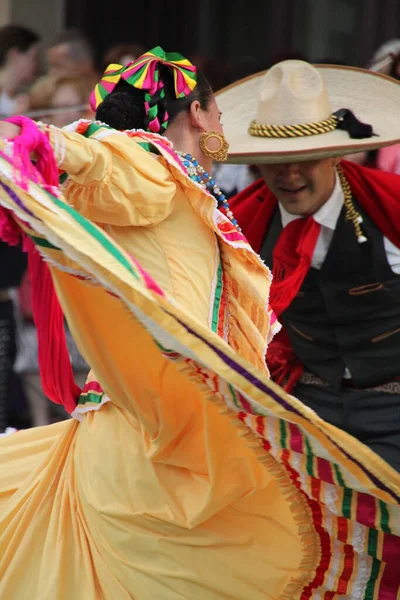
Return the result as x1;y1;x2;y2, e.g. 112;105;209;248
96;66;213;132
0;24;40;67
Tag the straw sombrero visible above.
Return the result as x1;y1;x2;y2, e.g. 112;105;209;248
216;60;400;164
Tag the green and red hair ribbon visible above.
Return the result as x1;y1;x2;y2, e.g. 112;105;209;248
90;46;197;133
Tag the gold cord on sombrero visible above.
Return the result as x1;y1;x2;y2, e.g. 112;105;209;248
249;114;339;138
337;165;367;243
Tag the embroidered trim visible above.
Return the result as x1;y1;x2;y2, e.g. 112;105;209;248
71;394;111;421
208;235;220;331
209;244;227;339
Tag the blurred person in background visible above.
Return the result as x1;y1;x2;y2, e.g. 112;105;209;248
0;24;39;431
47;29;98;85
369;38;400;76
0;24;40;117
29;74;93;126
102;42;145;69
369;41;400;174
347;41;400;172
50;77;93;126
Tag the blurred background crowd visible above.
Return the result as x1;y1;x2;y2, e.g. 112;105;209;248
1;0;400;431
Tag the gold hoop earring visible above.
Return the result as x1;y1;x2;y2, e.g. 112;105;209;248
199;131;229;162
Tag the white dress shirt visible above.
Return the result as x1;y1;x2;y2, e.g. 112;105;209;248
278;173;400;274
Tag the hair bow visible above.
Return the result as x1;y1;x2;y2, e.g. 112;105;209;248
90;63;127;111
90;46;197;133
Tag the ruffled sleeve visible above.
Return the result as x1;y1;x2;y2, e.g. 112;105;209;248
49;125;177;227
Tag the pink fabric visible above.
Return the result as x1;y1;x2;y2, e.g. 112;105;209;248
5;116;59;189
270;216;321;317
376;144;400;175
0;200;21;246
0;116;81;413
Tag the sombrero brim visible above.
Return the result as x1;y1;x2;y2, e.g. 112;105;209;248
216;65;400;164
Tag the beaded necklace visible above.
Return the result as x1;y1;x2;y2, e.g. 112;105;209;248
176;152;242;232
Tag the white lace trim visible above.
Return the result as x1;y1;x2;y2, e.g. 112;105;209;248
350;552;373;600
352;521;367;554
325;538;343;592
71;394;111;421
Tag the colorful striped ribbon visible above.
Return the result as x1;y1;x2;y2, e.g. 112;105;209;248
90;46;197;133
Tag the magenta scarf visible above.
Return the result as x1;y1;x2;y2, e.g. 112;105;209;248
0;116;81;413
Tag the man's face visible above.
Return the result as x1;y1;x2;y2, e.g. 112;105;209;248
13;43;40;85
258;157;339;216
50;83;84;128
47;43;75;76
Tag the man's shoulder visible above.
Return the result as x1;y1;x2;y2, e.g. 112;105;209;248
344;159;400;185
230;178;272;212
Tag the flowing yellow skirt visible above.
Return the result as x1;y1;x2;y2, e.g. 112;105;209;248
0;155;399;599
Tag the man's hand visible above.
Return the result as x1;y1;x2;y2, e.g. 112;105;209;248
0;122;21;140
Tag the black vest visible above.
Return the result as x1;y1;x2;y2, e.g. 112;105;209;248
260;200;400;389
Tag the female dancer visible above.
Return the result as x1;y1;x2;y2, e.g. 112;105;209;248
0;47;398;599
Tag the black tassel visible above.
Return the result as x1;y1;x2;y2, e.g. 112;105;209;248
333;108;376;139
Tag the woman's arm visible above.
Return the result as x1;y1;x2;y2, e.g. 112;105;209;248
0;119;177;227
52;126;177;226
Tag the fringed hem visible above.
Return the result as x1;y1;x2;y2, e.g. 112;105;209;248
177;360;319;596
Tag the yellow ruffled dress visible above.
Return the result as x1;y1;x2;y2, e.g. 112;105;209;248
0;122;399;600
